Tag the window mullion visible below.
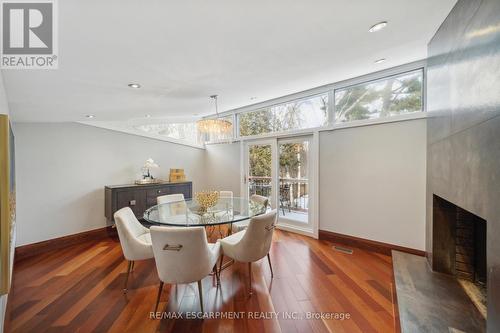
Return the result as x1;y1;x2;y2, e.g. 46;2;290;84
328;90;335;125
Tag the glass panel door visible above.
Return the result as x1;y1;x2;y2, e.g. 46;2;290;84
278;137;311;226
244;140;276;208
242;136;314;235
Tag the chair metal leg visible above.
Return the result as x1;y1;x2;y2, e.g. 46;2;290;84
219;254;224;274
213;264;220;286
154;281;164;313
248;262;253;295
123;260;133;292
267;253;274;278
197;280;204;313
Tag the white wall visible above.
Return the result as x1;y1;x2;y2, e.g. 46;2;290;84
319;119;427;250
204;142;241;195
12;118;427;251
202;119;427;250
0;72;11;333
13;122;206;246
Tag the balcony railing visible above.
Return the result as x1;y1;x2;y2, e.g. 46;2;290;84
248;176;309;212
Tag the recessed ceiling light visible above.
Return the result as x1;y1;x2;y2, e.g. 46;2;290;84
250;97;257;100
128;83;141;88
85;115;95;119
145;114;151;118
369;21;388;33
374;58;386;64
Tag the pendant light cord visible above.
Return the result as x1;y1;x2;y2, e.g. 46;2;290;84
210;95;219;118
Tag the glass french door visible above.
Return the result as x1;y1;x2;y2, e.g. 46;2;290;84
243;139;277;208
243;136;314;233
277;137;311;227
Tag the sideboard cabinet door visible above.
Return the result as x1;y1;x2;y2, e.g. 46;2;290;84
116;190;146;218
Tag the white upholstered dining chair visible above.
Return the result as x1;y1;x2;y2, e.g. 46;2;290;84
231;194;269;233
157;193;186;205
219;190;233;199
150;226;221;313
219;209;277;295
113;207;153;292
156;193;189;221
218;190;234;214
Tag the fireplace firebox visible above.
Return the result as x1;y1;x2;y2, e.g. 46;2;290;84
432;195;487;317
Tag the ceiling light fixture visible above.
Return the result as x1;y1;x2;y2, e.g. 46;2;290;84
85;115;95;119
374;58;386;64
369;21;388;32
145;114;151;118
128;83;141;88
196;95;232;137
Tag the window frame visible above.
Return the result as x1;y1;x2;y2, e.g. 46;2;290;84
237;92;330;138
207;59;427;143
332;68;424;123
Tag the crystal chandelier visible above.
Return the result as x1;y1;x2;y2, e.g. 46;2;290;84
196;95;232;136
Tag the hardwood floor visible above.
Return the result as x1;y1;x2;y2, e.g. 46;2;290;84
4;230;400;333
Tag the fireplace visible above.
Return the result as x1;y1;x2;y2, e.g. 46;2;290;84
432;195;487;317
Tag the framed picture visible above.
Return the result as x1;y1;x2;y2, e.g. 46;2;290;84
0;115;15;295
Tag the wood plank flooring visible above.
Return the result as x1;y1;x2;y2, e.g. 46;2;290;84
4;230;400;333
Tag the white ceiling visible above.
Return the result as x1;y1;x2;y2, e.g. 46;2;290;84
2;0;456;123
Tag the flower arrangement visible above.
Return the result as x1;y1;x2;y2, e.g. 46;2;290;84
195;191;220;212
135;158;161;185
142;158;159;179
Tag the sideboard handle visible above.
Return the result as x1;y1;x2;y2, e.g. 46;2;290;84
129;200;136;206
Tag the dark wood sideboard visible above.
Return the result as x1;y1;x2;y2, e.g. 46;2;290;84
104;181;192;222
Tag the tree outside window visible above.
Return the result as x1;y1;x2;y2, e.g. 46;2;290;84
239;94;328;137
334;70;423;122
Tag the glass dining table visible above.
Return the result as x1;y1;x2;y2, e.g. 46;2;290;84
143;196;266;237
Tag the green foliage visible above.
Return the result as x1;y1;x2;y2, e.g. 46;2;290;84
335;71;422;121
248;142;308;180
279;143;304;178
239;110;274;137
239;95;328;137
249;145;271;177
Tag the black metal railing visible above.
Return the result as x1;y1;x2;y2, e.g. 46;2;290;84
248;176;309;212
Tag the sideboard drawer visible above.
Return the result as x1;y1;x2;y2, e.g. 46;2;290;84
146;187;172;198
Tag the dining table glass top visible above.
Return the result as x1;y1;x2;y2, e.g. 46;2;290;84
143;197;266;227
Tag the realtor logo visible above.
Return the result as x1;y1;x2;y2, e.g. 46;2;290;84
1;0;58;69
